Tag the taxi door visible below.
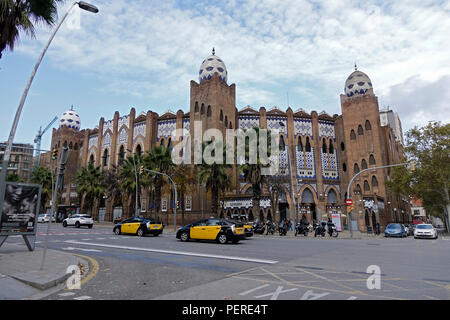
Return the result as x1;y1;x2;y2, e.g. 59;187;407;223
205;220;222;240
122;219;140;234
190;221;208;239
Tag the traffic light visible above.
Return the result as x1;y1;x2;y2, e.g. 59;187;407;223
52;149;58;160
409;161;416;172
176;200;180;209
139;166;145;174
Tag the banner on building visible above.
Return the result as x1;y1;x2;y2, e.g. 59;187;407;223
0;183;41;236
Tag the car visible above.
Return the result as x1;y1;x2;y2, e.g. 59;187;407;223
228;219;254;238
38;213;56;223
63;214;94;228
113;217;163;237
384;223;407;238
414;224;438;239
176;218;245;244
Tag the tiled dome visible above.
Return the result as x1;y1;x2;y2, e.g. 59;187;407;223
59;107;81;130
199;48;228;84
345;68;373;97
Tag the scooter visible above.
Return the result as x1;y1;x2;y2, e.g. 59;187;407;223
266;221;276;235
327;223;339;238
253;221;266;235
278;221;288;236
314;222;326;237
295;222;309;237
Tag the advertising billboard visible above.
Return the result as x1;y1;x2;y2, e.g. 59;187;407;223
0;183;42;236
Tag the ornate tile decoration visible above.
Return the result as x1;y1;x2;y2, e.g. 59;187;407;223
238;116;260;131
103;120;114;134
102;132;111;148
133;122;146;140
118;115;130;130
267;117;287;136
117;127;128;146
321;150;339;180
294;119;313;138
296;148;316;179
157;119;177;141
183;119;190;137
318;120;336;139
88;135;98;150
223;198;272;210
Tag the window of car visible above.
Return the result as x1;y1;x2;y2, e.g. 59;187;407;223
193;220;207;227
417;225;433;229
387;224;401;229
207;219;221;226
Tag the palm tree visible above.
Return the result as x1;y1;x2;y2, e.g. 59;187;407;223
143;145;174;222
31;165;52;212
74;163;106;217
104;165;125;221
197;141;232;216
240;127;273;221
0;0;63;58
119;154;146;218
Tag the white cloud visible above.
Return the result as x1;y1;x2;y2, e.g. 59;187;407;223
12;0;450;130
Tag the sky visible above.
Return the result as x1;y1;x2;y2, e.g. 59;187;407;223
0;0;449;152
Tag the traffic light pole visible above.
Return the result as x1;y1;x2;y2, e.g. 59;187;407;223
346;161;414;238
142;168;177;232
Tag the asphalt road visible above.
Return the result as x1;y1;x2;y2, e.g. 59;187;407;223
10;223;450;300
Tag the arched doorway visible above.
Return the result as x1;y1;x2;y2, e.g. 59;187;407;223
372;211;377;233
301;188;316;222
278;192;288;222
249;209;254;222
259;209;264;222
267;209;272;222
365;209;371;232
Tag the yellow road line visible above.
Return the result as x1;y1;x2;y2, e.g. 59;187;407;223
68;253;100;289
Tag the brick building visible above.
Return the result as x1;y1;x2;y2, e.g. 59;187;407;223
43;51;409;232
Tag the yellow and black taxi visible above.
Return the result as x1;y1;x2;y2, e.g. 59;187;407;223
176;218;246;244
113;217;163;237
228;219;254;237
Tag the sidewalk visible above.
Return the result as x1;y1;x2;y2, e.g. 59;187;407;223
0;242;85;300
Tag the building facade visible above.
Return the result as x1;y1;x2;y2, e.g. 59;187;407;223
43;51;410;232
0;142;34;182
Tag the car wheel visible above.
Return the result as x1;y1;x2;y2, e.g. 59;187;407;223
63;221;67;228
114;227;121;235
217;234;228;244
75;221;80;228
137;228;144;237
180;231;189;242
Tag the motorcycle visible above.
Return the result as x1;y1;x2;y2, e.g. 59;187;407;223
253;221;266;235
295;222;309;237
327;223;339;238
278;220;288;236
266;221;276;235
314;222;326;237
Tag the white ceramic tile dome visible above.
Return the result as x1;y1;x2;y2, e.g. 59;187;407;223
345;68;373;97
59;107;81;130
199;48;228;84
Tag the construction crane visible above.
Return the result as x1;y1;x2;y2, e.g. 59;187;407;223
34;116;58;166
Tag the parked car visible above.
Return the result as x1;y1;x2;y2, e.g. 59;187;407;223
38;213;56;223
113;217;163;237
62;214;94;228
176;218;245;244
414;224;438;239
384;223;407;238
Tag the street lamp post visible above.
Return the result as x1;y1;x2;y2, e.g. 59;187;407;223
0;1;99;228
142;169;177;232
346;162;413;238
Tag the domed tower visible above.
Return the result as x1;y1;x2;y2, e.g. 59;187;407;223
59;107;81;131
339;65;391;232
190;48;236;135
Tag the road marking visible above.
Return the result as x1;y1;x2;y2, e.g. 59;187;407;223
58;292;76;297
62;247;102;253
70;253;100;288
64;240;278;264
254;286;298;300
74;296;92;300
239;284;271;296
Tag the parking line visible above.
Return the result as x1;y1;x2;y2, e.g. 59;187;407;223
64;240;278;264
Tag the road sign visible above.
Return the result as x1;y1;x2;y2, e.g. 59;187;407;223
346;199;353;206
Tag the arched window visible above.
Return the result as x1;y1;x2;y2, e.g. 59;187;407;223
297;137;303;152
136;145;142;156
220;110;223;121
364;180;370;191
372;176;379;187
64;141;68;148
327;189;337;204
343;163;347;172
365;120;372;131
354;184;362;194
225;116;228;128
329;139;334;154
160;139;165;147
89;154;95;165
201;104;205;115
229;121;233;129
361;159;368;169
305;137;311;152
195;102;199;113
369;154;376;165
358;125;364;135
167;138;173;151
341;142;345;151
74;143;78;151
103;149;109;167
69;141;73;149
279;136;286;151
207;105;212;117
119;145;125;164
350;130;356;140
322;139;327;153
354;163;360;174
301;188;314;204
